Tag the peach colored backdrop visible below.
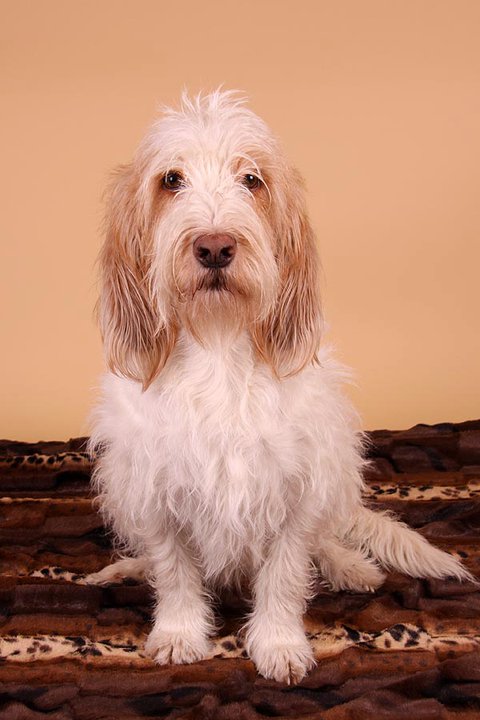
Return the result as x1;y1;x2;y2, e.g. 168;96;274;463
1;0;479;441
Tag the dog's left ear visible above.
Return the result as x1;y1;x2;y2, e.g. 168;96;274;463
252;170;322;377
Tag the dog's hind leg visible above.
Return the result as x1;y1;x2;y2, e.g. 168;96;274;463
85;556;147;585
342;505;474;582
316;535;386;592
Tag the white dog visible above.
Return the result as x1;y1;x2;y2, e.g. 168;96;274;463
87;90;471;683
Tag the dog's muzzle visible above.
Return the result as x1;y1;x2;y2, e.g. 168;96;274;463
193;234;237;269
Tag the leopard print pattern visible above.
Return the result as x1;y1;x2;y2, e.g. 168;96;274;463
2;624;478;665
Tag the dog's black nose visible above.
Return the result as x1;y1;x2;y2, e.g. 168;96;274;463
193;234;237;268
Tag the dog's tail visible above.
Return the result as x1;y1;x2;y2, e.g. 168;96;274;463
342;505;475;582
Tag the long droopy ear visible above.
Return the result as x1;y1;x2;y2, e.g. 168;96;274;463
252;172;323;377
97;164;176;388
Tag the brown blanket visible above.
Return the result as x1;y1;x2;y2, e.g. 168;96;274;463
0;421;478;719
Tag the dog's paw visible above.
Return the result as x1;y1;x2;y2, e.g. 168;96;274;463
248;637;315;684
84;568;124;586
84;557;146;586
144;627;211;665
245;625;315;684
327;556;385;593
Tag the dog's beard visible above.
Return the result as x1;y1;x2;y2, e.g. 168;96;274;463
158;225;279;346
178;267;259;344
195;268;232;294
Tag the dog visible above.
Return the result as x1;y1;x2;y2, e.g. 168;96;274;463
87;90;471;683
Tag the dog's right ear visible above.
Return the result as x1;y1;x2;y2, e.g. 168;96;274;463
97;164;176;389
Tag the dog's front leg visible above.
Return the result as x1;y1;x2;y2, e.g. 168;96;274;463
144;532;215;665
245;519;316;684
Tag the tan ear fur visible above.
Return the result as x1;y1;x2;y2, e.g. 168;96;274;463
98;164;176;388
252;172;322;377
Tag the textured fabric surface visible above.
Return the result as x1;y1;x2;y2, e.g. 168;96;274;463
0;421;479;718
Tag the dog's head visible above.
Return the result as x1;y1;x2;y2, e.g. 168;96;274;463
99;90;322;387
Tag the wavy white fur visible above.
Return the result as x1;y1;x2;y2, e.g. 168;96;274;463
87;91;472;684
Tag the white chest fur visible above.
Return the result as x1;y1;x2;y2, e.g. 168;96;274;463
92;335;363;584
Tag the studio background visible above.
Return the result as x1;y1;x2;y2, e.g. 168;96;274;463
1;0;479;441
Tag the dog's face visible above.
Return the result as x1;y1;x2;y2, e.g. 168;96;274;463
99;91;322;386
148;96;282;339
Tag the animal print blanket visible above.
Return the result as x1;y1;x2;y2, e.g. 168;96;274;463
0;420;478;719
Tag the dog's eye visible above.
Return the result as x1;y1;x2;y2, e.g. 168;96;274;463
242;174;261;191
162;171;183;191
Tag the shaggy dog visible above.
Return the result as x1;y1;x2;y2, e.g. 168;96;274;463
87;91;470;683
